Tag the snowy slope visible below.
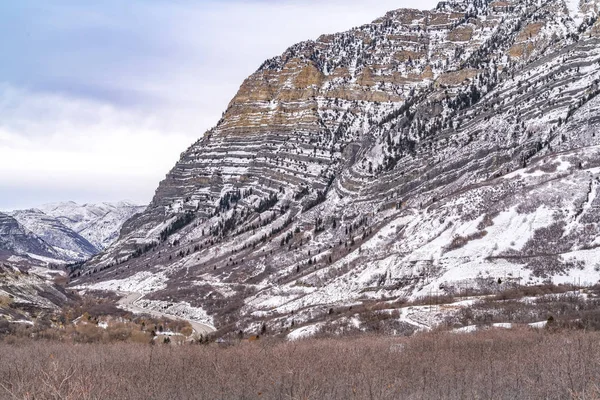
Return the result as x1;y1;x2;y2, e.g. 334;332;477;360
10;209;98;261
0;212;60;262
1;201;145;265
39;201;145;250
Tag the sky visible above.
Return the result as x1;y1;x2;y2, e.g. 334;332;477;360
0;0;438;211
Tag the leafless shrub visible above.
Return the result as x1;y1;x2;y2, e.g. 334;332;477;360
526;255;568;277
359;311;417;335
476;212;498;230
445;230;488;251
451;288;600;328
72;323;106;343
492;283;577;301
410;293;455;306
2;330;600;399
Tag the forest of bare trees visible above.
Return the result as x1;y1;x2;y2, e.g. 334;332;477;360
1;328;600;399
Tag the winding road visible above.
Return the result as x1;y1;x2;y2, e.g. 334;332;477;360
117;292;216;335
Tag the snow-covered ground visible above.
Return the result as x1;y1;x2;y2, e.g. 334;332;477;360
81;271;168;294
134;298;213;326
287;324;322;340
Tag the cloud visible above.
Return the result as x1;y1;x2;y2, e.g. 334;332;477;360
0;84;193;210
0;0;438;210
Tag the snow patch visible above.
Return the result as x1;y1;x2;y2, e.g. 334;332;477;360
287;324;321;340
134;299;213;326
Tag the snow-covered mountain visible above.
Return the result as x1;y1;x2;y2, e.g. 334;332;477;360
0;212;60;262
39;201;145;250
1;202;145;265
10;209;98;261
76;0;600;335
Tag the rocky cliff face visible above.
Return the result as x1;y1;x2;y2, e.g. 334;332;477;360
78;0;600;334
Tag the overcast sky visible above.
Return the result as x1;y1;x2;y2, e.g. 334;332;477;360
0;0;438;211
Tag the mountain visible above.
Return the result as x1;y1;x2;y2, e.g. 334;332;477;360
0;212;60;262
10;209;98;261
0;202;145;265
39;201;146;250
76;0;600;334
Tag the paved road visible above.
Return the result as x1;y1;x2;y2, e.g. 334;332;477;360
117;292;216;335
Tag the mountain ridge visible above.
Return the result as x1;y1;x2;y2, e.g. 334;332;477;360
39;201;146;250
10;209;98;261
0;201;145;265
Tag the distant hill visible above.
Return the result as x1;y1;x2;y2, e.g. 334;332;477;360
1;201;145;265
